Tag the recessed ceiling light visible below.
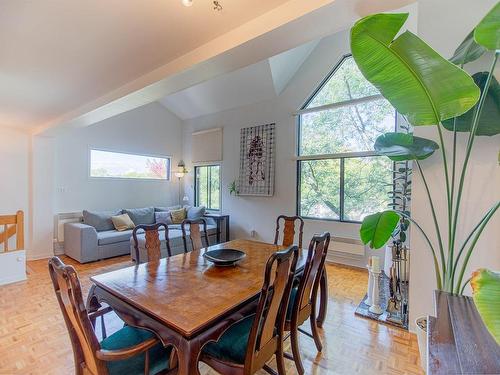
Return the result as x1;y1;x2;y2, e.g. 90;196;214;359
182;0;193;6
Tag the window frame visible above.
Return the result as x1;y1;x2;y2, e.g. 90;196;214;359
295;54;396;224
88;147;171;181
194;163;222;212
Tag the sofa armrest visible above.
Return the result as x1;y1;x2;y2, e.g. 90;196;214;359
64;223;98;263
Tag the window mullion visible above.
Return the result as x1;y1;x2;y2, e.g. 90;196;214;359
339;158;345;221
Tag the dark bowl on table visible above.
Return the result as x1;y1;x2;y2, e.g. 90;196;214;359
203;249;246;266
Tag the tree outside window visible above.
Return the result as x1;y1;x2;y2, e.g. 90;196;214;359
297;55;395;222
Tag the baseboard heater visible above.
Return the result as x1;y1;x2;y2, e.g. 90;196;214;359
327;236;365;260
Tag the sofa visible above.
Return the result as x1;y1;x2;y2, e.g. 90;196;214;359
64;206;216;263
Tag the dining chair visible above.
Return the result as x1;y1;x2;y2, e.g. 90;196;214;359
132;223;171;263
48;256;174;375
274;215;304;249
181;218;209;253
284;232;331;375
199;245;299;375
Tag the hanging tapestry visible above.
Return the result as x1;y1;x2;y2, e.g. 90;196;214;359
238;123;275;196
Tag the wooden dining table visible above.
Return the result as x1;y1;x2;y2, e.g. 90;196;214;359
89;239;328;375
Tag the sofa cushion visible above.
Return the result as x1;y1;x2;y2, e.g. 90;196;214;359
111;213;135;231
155;211;173;225
186;206;206;220
124;207;155;225
83;210;122;232
155;205;181;212
98;229;133;245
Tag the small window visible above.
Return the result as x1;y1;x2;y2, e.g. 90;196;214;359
195;165;221;211
90;149;170;180
297;55;396;223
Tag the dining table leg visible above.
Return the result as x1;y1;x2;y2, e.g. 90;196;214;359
177;338;202;375
317;267;328;327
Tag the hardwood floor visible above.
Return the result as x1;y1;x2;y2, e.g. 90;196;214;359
0;255;424;375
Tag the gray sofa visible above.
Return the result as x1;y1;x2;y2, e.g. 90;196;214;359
64;206;215;263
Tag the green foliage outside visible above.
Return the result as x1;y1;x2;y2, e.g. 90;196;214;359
299;57;395;222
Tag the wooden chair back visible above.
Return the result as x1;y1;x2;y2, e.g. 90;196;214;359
132;223;170;263
274;215;304;249
245;245;299;373
48;256;108;375
181;218;209;252
292;232;330;323
0;210;24;252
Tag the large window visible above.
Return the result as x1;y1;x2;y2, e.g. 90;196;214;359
90;149;170;180
297;55;395;223
195;165;221;211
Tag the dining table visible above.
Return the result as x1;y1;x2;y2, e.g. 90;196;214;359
89;239;328;375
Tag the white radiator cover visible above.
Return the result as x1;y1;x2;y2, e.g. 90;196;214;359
54;211;82;242
328;237;365;256
0;250;26;286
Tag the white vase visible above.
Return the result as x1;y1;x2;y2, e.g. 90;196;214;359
415;316;428;373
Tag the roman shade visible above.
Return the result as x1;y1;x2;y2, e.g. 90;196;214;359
191;128;222;163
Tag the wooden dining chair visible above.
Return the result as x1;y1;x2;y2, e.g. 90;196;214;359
132;223;171;263
48;256;174;375
284;232;331;375
274;215;304;249
181;218;209;253
199;245;299;375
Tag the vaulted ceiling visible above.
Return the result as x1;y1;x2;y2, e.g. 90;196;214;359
0;0;292;130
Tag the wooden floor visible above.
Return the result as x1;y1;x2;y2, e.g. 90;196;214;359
0;255;424;375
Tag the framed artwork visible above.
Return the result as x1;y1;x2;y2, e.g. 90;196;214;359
238;123;276;196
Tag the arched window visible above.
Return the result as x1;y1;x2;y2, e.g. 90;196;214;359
297;55;396;222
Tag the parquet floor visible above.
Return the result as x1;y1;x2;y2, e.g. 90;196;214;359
0;256;424;375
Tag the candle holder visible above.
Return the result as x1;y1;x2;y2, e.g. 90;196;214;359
369;270;383;315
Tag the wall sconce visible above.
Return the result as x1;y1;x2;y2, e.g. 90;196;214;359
175;160;188;179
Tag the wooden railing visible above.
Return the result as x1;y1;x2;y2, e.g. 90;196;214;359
0;210;24;252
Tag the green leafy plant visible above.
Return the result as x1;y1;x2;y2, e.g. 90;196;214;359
471;269;500;344
353;4;500;293
229;180;238;195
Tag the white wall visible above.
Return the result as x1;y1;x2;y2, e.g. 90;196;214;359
54;102;183;213
182;29;390;269
0;127;30;251
409;0;500;329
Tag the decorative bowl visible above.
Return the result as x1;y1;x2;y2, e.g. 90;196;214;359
203;249;246;266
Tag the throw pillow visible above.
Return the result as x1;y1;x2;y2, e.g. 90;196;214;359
155;211;173;225
170;208;186;224
123;207;155;225
83;210;122;232
187;206;206;220
111;214;135;231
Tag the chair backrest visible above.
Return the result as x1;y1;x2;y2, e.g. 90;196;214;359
132;223;170;263
245;246;298;374
48;256;108;375
181;218;209;252
0;210;24;252
274;215;304;249
291;232;330;323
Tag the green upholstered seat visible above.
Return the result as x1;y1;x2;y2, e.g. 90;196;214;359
202;314;255;364
100;325;171;375
286;286;299;320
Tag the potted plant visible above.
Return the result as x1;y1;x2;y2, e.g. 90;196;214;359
350;3;499;367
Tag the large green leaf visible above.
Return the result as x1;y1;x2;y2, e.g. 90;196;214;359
374;132;439;161
474;2;500;50
442;72;500;136
471;269;500;344
450;31;488;65
360;210;400;249
351;13;480;126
